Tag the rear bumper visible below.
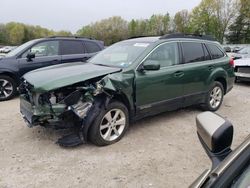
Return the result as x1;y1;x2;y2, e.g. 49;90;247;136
235;72;250;80
235;66;250;81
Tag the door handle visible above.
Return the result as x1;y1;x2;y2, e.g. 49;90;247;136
174;71;184;77
208;65;214;71
82;57;89;61
51;59;60;64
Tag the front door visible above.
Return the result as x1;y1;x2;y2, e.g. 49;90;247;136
18;40;61;77
135;42;184;116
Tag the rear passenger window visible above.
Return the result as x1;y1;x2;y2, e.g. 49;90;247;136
182;42;205;63
85;41;101;53
203;44;211;60
61;40;85;55
206;44;225;59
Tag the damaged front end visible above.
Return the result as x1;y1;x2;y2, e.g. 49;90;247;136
19;58;136;146
20;79;104;128
19;76;119;146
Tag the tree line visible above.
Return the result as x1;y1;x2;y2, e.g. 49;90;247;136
0;0;249;46
0;23;72;46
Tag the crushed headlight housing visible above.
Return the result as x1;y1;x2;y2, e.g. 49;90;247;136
70;101;92;119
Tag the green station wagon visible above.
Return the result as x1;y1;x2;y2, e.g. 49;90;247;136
19;34;235;146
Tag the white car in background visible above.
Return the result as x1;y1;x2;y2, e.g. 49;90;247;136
233;46;250;82
0;46;17;53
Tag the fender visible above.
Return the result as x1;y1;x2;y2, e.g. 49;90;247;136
81;92;134;141
0;68;19;83
206;67;228;89
82;95;110;141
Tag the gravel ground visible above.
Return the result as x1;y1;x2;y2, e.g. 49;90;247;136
0;83;249;188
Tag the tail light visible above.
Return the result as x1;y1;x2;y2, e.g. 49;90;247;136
229;58;234;67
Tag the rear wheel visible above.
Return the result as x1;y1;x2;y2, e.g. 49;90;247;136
202;81;224;111
0;75;17;101
89;101;129;146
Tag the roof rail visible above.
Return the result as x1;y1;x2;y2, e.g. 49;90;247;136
47;36;95;40
159;33;216;41
128;35;159;39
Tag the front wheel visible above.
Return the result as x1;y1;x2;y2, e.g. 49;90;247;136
202;81;224;111
0;75;17;101
89;101;129;146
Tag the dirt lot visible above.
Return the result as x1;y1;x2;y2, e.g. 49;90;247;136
0;83;249;188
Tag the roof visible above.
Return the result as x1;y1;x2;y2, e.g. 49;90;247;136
160;33;216;41
45;36;97;41
125;36;160;43
124;33;217;44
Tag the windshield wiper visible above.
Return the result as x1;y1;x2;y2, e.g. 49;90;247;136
94;63;114;67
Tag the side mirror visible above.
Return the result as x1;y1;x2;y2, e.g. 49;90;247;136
26;52;35;61
196;112;233;169
140;60;160;71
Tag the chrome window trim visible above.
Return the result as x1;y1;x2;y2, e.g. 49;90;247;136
136;40;227;71
18;54;59;60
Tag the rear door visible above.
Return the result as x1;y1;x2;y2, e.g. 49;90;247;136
60;40;89;63
18;40;61;77
84;40;102;58
180;42;213;106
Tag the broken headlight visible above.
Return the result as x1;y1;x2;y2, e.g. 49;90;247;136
70;101;92;119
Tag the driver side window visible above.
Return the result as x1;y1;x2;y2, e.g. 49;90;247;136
146;42;179;68
22;41;59;58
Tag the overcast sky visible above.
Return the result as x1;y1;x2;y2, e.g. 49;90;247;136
0;0;201;33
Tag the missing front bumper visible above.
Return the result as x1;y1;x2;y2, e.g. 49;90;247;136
20;97;39;127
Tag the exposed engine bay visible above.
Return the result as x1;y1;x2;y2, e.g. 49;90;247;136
20;76;115;147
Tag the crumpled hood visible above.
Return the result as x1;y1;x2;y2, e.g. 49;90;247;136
23;62;121;92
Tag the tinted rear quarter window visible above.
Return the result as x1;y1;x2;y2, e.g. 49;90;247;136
203;44;211;60
61;40;85;55
85;41;101;53
182;42;205;63
206;43;225;59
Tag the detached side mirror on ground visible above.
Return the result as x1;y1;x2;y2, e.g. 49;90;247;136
139;60;160;71
26;52;36;61
196;111;233;169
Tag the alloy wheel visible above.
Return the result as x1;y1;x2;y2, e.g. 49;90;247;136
0;79;13;99
99;109;126;142
209;86;222;109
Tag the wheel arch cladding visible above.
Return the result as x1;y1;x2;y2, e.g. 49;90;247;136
83;93;132;141
207;68;227;93
0;71;18;84
215;77;227;94
83;95;110;141
112;93;131;114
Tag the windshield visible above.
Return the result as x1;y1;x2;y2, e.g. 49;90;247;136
89;41;151;68
5;39;38;57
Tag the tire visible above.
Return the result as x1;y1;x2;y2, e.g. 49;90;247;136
235;76;240;83
89;101;129;146
201;81;224;111
0;75;17;101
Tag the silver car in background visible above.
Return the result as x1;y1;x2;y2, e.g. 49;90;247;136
234;46;250;81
